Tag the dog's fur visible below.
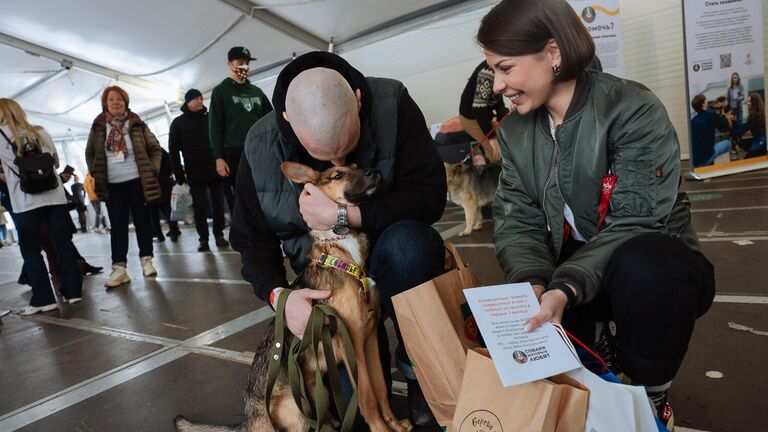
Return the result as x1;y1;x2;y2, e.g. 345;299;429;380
444;162;501;236
175;162;411;432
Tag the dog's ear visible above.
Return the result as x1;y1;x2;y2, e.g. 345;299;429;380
281;162;320;184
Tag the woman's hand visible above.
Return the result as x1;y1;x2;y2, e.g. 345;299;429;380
524;283;576;332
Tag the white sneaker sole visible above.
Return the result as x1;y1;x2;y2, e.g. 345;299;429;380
18;303;59;316
104;274;131;288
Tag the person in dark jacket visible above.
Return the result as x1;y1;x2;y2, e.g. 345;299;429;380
169;89;228;251
148;149;180;242
209;47;273;213
477;1;715;428
59;167;88;233
230;51;447;429
690;94;732;167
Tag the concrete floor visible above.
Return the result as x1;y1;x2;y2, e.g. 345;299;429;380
0;167;766;431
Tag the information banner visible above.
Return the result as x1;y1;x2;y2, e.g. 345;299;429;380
683;0;767;178
569;1;625;77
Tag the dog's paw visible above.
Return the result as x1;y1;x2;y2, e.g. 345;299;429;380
458;230;471;237
472;223;483;231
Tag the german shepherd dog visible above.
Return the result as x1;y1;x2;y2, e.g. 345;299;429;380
444;162;501;237
175;162;412;432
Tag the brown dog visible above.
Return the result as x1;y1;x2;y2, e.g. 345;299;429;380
175;162;411;432
444;162;501;236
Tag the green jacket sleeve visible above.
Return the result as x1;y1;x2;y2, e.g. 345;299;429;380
494;124;556;286
208;89;225;159
552;89;681;305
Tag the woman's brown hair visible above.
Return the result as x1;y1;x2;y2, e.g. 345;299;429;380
747;92;765;135
477;0;595;82
100;86;130;113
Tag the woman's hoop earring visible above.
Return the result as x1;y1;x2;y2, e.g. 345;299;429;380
553;65;561;79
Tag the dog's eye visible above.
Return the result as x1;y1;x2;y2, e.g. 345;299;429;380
332;172;344;180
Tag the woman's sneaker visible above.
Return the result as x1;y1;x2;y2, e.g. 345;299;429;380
650;391;675;431
18;303;59;316
105;265;131;288
141;257;157;277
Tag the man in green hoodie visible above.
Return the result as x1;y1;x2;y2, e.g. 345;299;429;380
209;46;273;211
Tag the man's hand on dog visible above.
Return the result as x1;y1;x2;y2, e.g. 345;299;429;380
299;184;339;230
282;288;332;339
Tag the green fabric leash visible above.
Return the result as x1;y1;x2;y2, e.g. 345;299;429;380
266;289;360;431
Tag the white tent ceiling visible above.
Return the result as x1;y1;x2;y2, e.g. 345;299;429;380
1;0;488;139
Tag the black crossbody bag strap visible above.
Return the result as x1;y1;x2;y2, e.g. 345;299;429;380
0;128;21;177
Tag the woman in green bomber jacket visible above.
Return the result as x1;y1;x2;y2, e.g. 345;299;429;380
477;0;715;428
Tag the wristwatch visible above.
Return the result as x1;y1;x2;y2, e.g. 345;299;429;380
332;204;349;235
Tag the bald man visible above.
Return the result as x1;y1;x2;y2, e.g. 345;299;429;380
230;51;446;429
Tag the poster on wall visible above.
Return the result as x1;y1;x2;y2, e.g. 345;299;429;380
683;0;767;179
569;1;625;77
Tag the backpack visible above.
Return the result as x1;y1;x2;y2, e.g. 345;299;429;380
0;128;59;194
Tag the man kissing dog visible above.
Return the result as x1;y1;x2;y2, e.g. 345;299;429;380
178;51;449;430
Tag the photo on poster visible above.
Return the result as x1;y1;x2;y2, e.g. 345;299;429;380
683;0;767;176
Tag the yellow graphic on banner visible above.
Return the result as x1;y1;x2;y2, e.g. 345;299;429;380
592;5;620;16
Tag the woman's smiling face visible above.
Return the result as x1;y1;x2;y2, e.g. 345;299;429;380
484;43;560;115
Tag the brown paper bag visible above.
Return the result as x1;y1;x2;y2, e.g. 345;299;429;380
452;349;588;432
392;242;482;424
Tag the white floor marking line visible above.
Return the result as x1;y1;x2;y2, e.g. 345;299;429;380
80;251;241;257
91;275;251;285
440;223;467;240
699;235;768;242
677;428;712;432
21;315;180;346
727;321;768;336
692;205;768;213
714;295;768;304
453;243;495;248
0;306;273;431
0;346;183;431
687;184;768;193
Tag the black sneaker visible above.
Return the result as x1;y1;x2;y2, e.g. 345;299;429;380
215;237;230;248
650;391;675;431
406;379;441;430
167;229;180;242
198;242;210;252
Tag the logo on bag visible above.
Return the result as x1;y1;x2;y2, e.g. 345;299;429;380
512;350;528;364
459;410;504;432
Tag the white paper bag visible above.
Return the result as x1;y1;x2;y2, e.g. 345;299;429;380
566;367;658;432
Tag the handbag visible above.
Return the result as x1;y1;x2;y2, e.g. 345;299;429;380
0;128;58;194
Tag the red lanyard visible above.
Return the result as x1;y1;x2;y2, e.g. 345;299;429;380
595;171;617;232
